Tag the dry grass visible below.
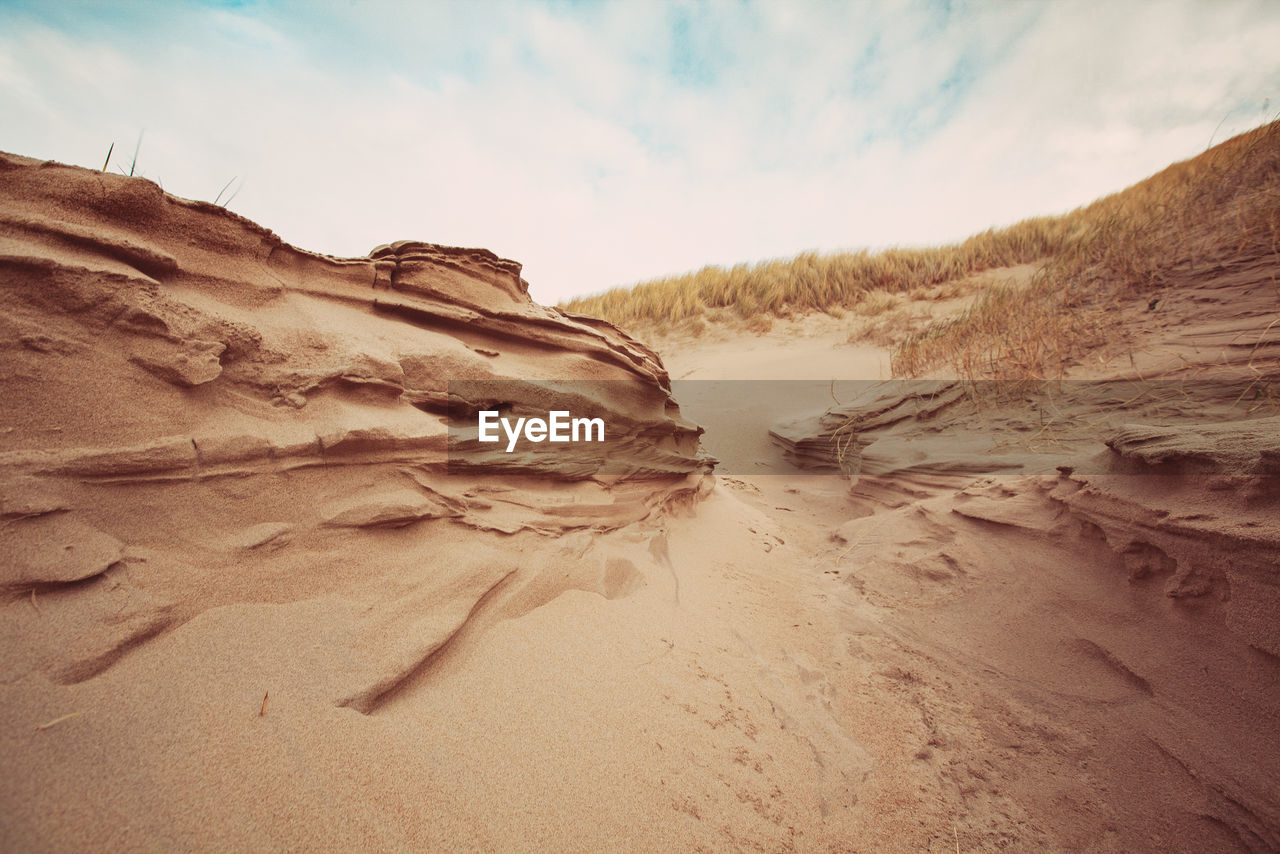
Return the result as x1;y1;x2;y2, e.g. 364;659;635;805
560;217;1076;327
562;120;1280;380
893;119;1280;379
854;289;902;317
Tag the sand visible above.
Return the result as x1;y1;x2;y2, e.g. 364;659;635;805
2;151;1279;853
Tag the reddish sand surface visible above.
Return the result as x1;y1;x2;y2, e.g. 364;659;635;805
2;149;1279;853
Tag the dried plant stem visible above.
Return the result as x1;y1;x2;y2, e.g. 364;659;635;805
35;712;82;732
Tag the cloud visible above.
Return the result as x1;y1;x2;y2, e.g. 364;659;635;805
1;0;1277;304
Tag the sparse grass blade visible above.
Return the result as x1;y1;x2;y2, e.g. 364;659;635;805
213;177;237;206
128;130;143;177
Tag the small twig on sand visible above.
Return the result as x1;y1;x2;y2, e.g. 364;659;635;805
35;712;82;732
30;588;41;615
260;691;269;717
835;541;858;565
953;822;960;854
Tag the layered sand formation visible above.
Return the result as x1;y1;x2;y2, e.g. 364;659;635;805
0;154;766;851
646;162;1280;847
752;229;1280;849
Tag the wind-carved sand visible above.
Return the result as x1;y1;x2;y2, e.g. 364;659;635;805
2;125;1279;854
650;129;1280;849
651;286;1280;851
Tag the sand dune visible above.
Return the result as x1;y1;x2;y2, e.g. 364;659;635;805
3;143;1280;854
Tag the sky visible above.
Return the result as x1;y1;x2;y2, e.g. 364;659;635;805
1;1;1278;305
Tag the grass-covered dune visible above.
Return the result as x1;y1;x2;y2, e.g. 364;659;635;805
561;120;1280;379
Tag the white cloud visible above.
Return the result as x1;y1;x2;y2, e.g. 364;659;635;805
0;0;1277;304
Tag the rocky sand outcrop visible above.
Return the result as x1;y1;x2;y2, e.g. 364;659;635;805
0;152;709;723
768;267;1280;849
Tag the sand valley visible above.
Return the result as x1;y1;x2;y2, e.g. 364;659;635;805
3;123;1280;853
